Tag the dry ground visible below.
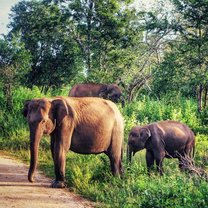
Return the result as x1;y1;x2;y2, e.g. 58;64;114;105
0;151;94;208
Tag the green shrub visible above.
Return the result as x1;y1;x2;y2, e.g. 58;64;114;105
122;96;200;133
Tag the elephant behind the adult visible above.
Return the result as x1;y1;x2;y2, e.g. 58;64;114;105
23;96;124;188
69;83;125;107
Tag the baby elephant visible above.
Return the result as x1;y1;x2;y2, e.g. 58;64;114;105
127;120;195;175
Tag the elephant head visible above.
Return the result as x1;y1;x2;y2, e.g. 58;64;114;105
23;98;58;182
127;126;151;162
99;84;125;107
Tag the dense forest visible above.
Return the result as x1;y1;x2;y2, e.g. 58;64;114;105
1;0;208;107
0;0;207;207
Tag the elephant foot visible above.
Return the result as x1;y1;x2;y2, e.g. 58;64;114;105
51;180;66;188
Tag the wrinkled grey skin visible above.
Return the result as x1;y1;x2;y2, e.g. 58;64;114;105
69;83;125;107
127;120;195;175
23;96;124;188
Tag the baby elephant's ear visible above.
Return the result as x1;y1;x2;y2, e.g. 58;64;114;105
22;100;31;117
140;128;151;142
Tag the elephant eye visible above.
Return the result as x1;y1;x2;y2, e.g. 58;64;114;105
40;105;46;111
130;132;138;137
41;119;47;124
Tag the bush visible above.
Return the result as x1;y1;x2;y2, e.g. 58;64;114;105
122;96;200;133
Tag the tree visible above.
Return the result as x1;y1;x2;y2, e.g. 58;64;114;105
118;1;177;101
60;0;137;81
9;0;81;92
174;0;208;111
152;0;208;111
0;36;31;108
8;0;139;91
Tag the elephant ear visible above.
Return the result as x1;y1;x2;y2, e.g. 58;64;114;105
98;85;108;98
140;128;151;143
106;84;114;93
51;98;74;126
107;84;121;98
22;100;31;117
100;84;114;99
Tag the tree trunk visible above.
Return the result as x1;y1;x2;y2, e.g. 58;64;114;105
2;65;14;110
197;84;203;112
86;0;93;73
127;76;151;102
204;86;208;108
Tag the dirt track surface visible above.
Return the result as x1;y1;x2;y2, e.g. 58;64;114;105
0;152;94;208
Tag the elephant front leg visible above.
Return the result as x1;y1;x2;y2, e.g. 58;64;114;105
146;150;154;175
52;149;67;188
51;144;66;188
50;134;55;161
52;128;72;188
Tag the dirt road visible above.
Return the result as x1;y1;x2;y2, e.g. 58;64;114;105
0;152;94;208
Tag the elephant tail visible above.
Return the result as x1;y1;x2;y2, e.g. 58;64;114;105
190;130;195;159
121;146;123;160
192;132;196;159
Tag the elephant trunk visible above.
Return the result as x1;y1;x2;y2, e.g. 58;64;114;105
127;145;133;163
28;124;43;182
120;96;125;108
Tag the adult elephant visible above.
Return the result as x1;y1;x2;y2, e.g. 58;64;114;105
127;120;195;175
23;96;124;188
69;83;125;107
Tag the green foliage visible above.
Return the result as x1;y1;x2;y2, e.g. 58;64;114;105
7;0;139;88
122;95;200;134
200;107;208;125
151;0;208;105
0;36;31;108
0;86;46;137
9;1;81;91
4;0;208;102
63;0;138;83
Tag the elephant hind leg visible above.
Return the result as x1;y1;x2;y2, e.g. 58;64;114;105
177;150;188;170
178;151;194;171
178;158;184;170
108;119;124;176
119;158;123;175
178;157;187;171
110;156;123;176
106;152;123;176
154;152;165;175
156;159;164;175
185;141;195;159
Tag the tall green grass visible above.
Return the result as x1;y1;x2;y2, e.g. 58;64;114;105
122;96;200;128
0;87;207;208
